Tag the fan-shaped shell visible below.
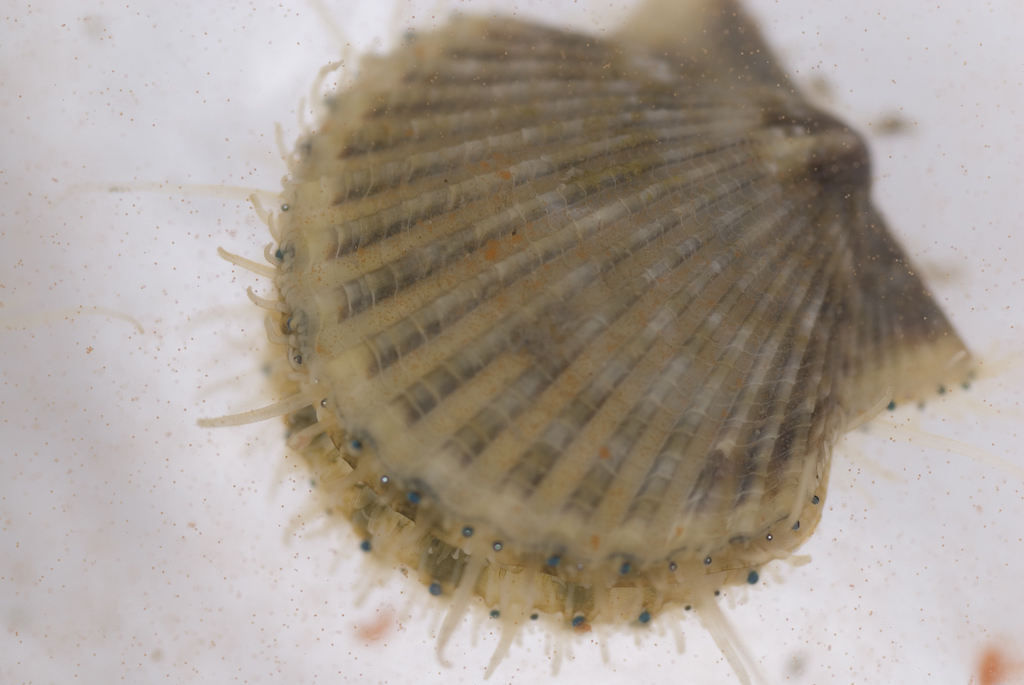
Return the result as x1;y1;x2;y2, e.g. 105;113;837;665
268;1;971;649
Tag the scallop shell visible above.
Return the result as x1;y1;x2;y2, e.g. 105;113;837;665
259;0;974;670
249;0;974;655
7;1;1022;684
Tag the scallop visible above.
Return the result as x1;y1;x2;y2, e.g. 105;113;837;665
231;0;976;678
7;1;1022;684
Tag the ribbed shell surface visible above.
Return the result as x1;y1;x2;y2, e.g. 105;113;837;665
273;17;972;595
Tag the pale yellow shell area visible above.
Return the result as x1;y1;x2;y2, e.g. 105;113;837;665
268;13;973;627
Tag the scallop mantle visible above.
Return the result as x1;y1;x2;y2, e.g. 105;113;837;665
267;12;973;629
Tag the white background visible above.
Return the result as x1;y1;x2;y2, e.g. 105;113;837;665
2;1;1022;683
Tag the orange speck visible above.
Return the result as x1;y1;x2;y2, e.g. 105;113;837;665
590;535;601;549
976;641;1024;685
85;346;94;354
599;446;611;460
483;240;500;261
356;609;394;642
573;621;592;634
497;170;512;181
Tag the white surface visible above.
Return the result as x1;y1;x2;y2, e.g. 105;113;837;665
2;1;1022;683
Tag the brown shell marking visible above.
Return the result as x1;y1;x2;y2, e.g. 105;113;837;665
247;0;972;678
